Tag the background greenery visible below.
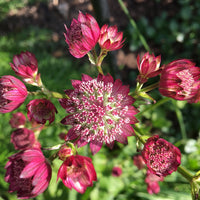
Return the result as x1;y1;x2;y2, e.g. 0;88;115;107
0;0;200;199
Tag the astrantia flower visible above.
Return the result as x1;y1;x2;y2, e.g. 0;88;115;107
159;59;200;101
142;135;181;177
137;52;161;84
57;155;97;194
145;169;164;194
112;166;122;177
5;149;52;199
10;51;40;85
98;24;124;51
27;99;57;124
9;112;26;128
64;11;100;58
11;128;41;150
59;74;138;154
0;75;28;113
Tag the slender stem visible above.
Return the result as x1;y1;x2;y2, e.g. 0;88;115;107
177;166;193;182
171;100;187;140
134;124;146;144
118;0;151;52
136;97;170;118
42;144;62;151
141;82;159;93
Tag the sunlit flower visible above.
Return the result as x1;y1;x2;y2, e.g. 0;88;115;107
112;166;122;177
136;52;161;84
57;155;97;193
98;24;124;51
27;99;57;124
60;74;138;154
9;112;26;128
0;75;28;113
159;59;200;101
64;11;100;58
5;149;52;199
145;169;164;194
10;51;41;86
142;135;181;177
11;128;41;150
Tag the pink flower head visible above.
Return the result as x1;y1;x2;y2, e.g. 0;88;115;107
133;154;146;170
64;11;100;58
98;24;125;51
59;74;138;155
10;51;40;85
142;135;181;177
57;155;97;194
137;52;161;84
5;149;52;199
9;112;26;128
112;166;122;177
0;75;28;113
11;128;41;150
27;99;57;124
159;59;200;101
145;169;164;194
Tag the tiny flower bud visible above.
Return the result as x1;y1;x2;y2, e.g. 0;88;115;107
58;144;76;161
9;112;26;128
112;166;122;177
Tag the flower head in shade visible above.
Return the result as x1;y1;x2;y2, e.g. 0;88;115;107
112;166;122;177
57;155;97;194
5;149;52;199
142;135;181;177
59;74;138;154
10;51;41;86
9;112;26;128
11;128;41;150
64;11;100;58
133;154;146;170
136;52;161;84
98;25;124;51
145;169;164;194
0;75;28;113
27;99;57;124
159;59;200;101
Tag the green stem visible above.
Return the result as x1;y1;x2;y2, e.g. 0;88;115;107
118;0;151;52
141;82;159;93
171;100;187;140
136;97;170;118
177;166;193;182
42;144;62;151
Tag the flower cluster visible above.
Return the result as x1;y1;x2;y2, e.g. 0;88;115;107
2;11;200;200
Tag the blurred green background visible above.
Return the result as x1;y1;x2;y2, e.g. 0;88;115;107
0;0;200;199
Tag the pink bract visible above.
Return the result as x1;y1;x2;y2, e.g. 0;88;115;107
10;51;39;85
142;135;181;177
27;99;57;124
98;24;125;51
59;73;138;154
159;59;200;101
64;11;100;58
5;149;52;199
11;128;41;150
0;75;28;113
137;52;162;84
9;112;26;128
145;170;164;194
57;155;97;194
